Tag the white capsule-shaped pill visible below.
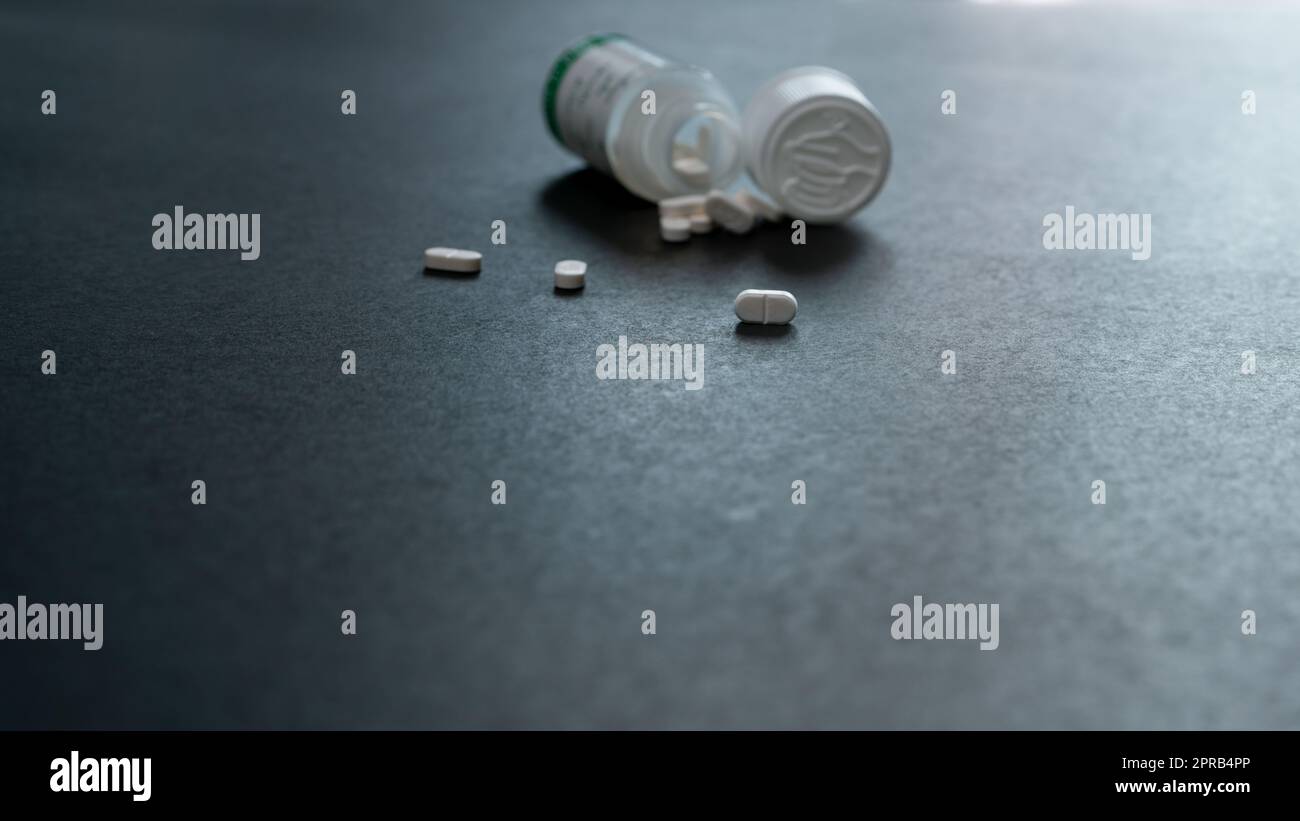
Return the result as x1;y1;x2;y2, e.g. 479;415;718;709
696;126;712;162
554;259;586;290
705;190;756;234
660;215;691;243
424;246;482;273
734;289;797;325
737;190;783;222
689;213;713;234
658;194;707;219
672;155;711;186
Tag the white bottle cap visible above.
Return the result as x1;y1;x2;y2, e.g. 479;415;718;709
742;67;891;224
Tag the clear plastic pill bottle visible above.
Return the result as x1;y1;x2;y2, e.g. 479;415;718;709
543;34;744;202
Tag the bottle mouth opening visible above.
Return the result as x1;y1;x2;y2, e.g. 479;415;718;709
606;67;745;201
667;110;742;191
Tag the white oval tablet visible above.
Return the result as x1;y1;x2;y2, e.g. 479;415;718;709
424;247;481;273
696;126;712;162
554;259;586;290
734;289;797;325
705;190;756;234
672;155;711;186
660;216;691;243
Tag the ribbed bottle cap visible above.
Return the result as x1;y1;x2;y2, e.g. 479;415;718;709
742;67;891;224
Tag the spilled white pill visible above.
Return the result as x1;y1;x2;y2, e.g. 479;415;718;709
734;289;797;325
660;216;691;243
424;247;481;273
689;213;713;234
658;194;707;219
737;190;783;222
554;259;586;290
705;190;756;234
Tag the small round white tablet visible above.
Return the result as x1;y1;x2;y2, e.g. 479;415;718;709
689;213;713;234
554;259;586;290
705;191;756;234
734;288;797;325
660;216;691;243
424;247;481;273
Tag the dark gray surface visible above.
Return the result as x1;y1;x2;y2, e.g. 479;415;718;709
2;0;1298;729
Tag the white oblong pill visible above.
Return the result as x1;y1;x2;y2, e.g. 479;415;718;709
696;125;712;162
705;190;756;234
424;246;482;273
672;155;711;186
734;289;797;325
689;213;713;234
660;215;691;243
554;259;586;290
737;190;783;222
658;194;707;219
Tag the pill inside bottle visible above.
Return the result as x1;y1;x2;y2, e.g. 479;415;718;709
543;34;744;202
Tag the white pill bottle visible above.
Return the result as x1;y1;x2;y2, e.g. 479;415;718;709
543;34;744;202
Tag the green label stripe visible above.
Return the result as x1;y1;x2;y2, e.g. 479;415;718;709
542;33;626;144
